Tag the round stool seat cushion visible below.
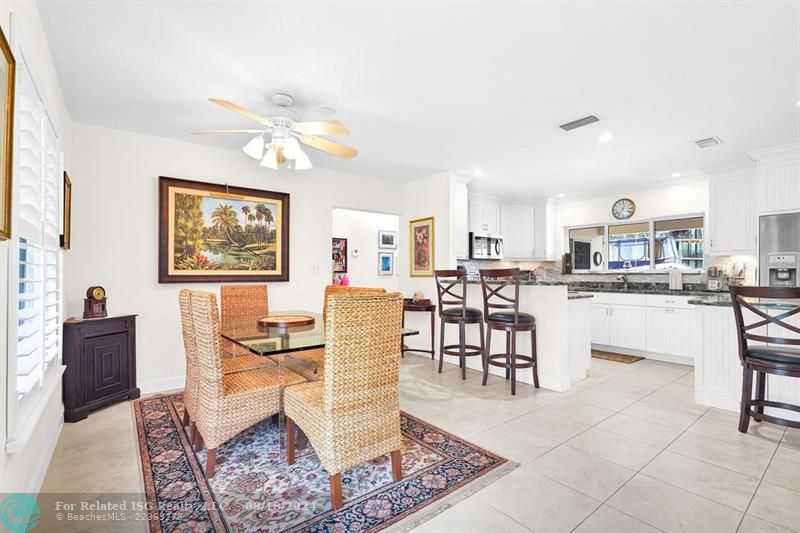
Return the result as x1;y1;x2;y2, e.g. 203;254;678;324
487;311;535;325
441;306;482;319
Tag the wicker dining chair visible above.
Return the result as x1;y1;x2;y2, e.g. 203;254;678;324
178;289;278;447
188;290;304;477
322;285;387;324
285;293;404;509
220;285;269;358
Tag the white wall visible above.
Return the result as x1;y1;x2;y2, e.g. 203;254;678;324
1;1;72;493
66;122;408;393
331;208;399;291
555;180;710;257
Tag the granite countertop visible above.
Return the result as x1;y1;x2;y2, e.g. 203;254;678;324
465;279;569;286
577;287;726;297
567;293;595;300
688;295;798;310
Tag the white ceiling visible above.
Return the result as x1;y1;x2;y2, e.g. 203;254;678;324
37;1;800;199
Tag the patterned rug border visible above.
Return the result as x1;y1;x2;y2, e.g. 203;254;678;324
133;392;518;532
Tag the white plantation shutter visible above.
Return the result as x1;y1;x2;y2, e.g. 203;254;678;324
7;40;63;439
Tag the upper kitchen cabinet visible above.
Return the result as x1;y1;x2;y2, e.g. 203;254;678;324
706;161;757;255
533;198;556;260
451;179;470;259
751;145;800;215
468;196;501;234
501;205;534;258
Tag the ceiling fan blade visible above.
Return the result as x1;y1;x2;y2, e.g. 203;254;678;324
191;129;266;135
292;121;350;136
208;98;274;127
298;135;358;159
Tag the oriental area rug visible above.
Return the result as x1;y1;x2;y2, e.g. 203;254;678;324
133;393;512;532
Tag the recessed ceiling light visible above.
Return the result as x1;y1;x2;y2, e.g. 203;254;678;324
796;99;800;107
474;169;483;177
672;172;681;177
318;106;336;116
556;193;566;198
597;131;614;143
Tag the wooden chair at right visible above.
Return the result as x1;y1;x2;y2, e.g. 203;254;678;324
729;285;800;432
479;268;538;395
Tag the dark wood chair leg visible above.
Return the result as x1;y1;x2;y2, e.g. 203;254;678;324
531;329;539;389
329;473;343;509
192;424;203;452
482;325;491;386
739;365;753;433
287;416;296;465
207;448;217;477
755;371;766;415
438;321;446;373
271;413;280;425
505;332;511;380
182;409;190;427
510;331;517;396
391;449;403;482
430;310;436;360
459;321;467;379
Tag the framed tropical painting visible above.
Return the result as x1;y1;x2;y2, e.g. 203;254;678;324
158;176;290;283
0;26;15;241
378;252;394;276
409;216;434;277
332;237;347;273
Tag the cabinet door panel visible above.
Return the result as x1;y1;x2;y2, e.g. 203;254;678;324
84;333;129;403
646;308;697;358
608;305;646;350
484;202;501;234
709;176;756;254
591;304;610;345
502;206;534;258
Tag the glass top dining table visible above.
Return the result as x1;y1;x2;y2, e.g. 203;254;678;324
220;310;419;378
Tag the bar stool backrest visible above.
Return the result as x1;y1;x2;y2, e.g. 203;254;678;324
479;268;522;325
434;269;468;319
729;285;800;362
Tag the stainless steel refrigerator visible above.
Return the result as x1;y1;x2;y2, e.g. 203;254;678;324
759;213;800;287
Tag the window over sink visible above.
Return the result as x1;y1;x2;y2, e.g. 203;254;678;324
568;214;705;273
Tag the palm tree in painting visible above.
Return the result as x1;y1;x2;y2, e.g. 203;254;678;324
211;204;241;264
255;204;272;248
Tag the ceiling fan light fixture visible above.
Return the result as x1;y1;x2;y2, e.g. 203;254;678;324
242;135;264;159
293;148;313;170
260;146;278;170
283;136;302;159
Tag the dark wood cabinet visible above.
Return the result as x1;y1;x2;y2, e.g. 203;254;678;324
63;315;139;422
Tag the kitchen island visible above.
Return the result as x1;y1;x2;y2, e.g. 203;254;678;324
404;280;593;392
689;294;800;422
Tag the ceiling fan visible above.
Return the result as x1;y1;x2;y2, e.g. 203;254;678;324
192;92;357;170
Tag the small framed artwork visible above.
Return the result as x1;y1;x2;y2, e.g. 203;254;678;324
0;26;16;241
60;172;72;249
332;237;348;273
378;230;397;249
409;216;435;277
378;252;394;276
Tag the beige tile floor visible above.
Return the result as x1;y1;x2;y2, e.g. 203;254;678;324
39;354;800;533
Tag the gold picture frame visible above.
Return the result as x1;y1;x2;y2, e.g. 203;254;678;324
409;216;435;277
0;26;16;241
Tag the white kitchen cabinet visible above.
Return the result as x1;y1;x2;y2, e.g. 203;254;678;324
452;181;470;259
752;146;800;214
468;197;501;234
707;162;757;255
608;305;647;351
646;307;697;358
590;304;610;345
533;199;556;260
501;205;535;258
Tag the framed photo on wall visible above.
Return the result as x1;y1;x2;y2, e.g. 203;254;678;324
60;172;72;249
378;229;397;249
332;237;348;273
409;216;434;277
0;26;16;241
378;252;394;276
158;176;290;283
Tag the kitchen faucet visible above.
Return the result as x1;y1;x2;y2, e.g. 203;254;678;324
616;273;629;290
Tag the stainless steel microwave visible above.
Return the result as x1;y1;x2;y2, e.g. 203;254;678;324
469;232;503;260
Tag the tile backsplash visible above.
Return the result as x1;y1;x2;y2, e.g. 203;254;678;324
458;254;758;285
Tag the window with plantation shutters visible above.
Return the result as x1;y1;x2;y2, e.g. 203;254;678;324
6;41;63;448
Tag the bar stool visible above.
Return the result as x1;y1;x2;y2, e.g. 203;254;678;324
434;269;485;380
730;285;800;432
479;268;538;395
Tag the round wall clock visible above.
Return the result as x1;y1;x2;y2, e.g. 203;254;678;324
612;198;636;220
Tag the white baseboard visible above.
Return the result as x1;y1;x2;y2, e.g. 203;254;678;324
139;375;185;395
592;344;694;367
29;403;64;495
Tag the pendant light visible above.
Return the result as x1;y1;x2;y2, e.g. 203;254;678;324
242;135;264;159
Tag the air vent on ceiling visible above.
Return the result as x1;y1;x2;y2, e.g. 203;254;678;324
559;115;599;131
695;136;723;148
